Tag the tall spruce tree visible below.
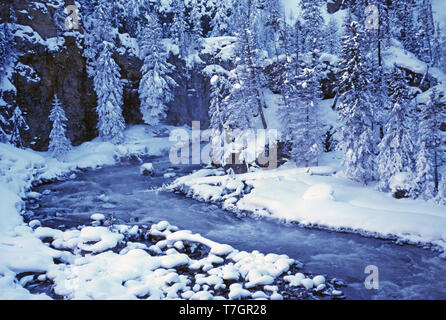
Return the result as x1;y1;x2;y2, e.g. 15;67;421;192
211;0;232;36
412;88;443;199
281;46;322;167
48;95;71;160
300;0;324;53
171;0;189;58
209;74;231;131
337;20;377;184
9;107;29;148
94;41;126;144
138;13;177;126
225;16;268;130
377;66;415;191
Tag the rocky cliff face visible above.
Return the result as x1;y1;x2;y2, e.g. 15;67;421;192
2;0;214;151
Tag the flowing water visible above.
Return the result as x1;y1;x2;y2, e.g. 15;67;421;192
30;156;446;300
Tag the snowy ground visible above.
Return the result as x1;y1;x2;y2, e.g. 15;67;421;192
0;125;178;299
168;152;446;255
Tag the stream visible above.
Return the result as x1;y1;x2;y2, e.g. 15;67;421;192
28;156;446;300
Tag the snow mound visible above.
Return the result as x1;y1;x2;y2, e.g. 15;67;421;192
302;184;335;201
78;227;124;253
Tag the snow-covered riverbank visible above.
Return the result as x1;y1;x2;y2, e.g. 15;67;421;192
168;154;446;254
0;125;177;298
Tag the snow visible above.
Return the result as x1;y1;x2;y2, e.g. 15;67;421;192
201;36;237;62
78;227;124;253
140;163;154;175
0;125;182;298
284;273;305;286
90;213;105;221
302;183;335;201
166;230;234;256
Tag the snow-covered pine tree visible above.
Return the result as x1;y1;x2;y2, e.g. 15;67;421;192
48;95;71;160
209;73;230;131
393;0;418;54
83;0;116;77
228;17;268;130
188;0;204;51
436;174;446;205
377;66;415;191
171;0;188;58
0;16;28;148
252;0;283;57
280;38;322;167
412;88;443;199
9;107;29;149
432;22;443;68
0;21;13;143
300;0;324;53
229;0;249;35
324;17;340;55
94;41;126;144
211;0;232;37
415;0;435;64
292;19;303;65
337;20;377;185
138;13;177;126
413;142;436;200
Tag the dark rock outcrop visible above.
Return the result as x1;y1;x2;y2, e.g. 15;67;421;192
3;0;213;151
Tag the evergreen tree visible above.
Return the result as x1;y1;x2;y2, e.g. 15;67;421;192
324;17;340;55
412;88;443;199
377;66;415;191
337;21;377;184
48;95;71;160
138;13;177;126
432;22;443;68
94;41;126;144
9;107;29;149
188;0;204;51
171;0;188;58
413;141;436;200
227;18;268;130
280;47;322;167
415;0;435;64
211;0;232;36
209;73;230;131
436;174;446;205
300;0;324;53
394;0;417;53
83;0;116;76
0;20;17;144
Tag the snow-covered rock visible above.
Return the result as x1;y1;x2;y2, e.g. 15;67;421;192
78;226;124;253
90;213;105;221
140;163;155;176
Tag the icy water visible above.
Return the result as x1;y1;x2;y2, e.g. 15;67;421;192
31;156;446;300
